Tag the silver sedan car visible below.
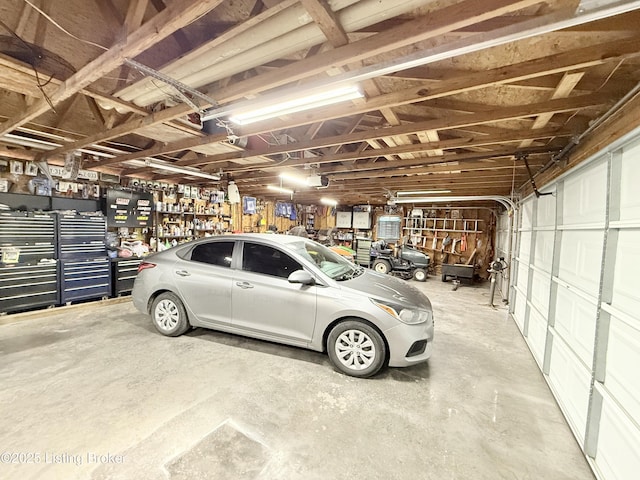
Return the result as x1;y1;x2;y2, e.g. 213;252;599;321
132;234;434;378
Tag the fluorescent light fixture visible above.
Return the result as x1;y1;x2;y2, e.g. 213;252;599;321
279;173;308;186
227;85;363;125
397;190;451;195
144;159;220;180
267;185;294;194
320;197;338;206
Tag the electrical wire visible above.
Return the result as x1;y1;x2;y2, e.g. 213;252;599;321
595;58;625;92
22;0;108;52
0;18;56;111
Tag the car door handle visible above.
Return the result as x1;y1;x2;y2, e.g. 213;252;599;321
236;281;254;289
175;270;191;277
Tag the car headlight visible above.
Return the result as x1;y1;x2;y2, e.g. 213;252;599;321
371;299;430;325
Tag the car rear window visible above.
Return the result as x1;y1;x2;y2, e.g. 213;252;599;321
190;241;234;268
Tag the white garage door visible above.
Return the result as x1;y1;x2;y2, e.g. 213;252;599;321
510;129;640;480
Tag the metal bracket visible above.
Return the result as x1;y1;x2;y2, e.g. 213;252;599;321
517;152;554;198
123;58;219;113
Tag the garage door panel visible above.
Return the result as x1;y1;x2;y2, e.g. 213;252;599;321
518;231;532;264
605;312;640;424
533;231;554;273
554;286;597;367
611;230;640;316
528;308;547;366
595;392;640;480
563;161;607;226
536;193;556;227
530;270;550;315
521;199;534;229
548;332;591;443
620;140;640;222
517;262;529;292
513;290;527;333
558;230;604;297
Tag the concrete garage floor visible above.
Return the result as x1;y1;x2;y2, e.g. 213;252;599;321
0;278;594;480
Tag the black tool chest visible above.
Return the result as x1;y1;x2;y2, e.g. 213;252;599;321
0;205;144;314
0;211;59;313
111;257;143;297
57;214;111;304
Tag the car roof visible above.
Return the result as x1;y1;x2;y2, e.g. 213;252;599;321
190;233;307;245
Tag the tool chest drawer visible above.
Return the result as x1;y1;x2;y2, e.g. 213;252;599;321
0;262;59;313
59;258;111;304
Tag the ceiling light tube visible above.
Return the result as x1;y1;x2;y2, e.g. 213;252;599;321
279;173;308;186
267;185;294;194
397;190;452;195
144;159;220;180
226;85;363;125
320;198;338;206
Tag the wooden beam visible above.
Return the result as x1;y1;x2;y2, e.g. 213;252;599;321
228;148;552;180
0;0;226;138
95;93;592;171
85;96;107;127
0;52;201;137
300;0;349;47
520;71;585;147
15;1;34;37
33;0;51;47
124;0;149;35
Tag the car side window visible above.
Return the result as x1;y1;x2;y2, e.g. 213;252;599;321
190;241;234;267
242;242;302;278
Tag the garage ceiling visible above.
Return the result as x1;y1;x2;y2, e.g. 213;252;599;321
0;0;639;204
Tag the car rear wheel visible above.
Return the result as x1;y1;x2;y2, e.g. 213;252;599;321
151;292;190;337
373;259;391;275
327;320;386;378
413;268;427;282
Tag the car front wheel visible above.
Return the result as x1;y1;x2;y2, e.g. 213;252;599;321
151;292;190;337
327;320;386;378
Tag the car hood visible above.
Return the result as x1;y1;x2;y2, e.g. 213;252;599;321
341;269;432;311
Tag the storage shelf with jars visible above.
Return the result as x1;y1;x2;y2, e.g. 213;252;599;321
152;196;231;251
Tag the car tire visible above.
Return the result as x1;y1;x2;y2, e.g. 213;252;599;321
373;259;391;275
327;320;387;378
151;292;190;337
413;268;427;282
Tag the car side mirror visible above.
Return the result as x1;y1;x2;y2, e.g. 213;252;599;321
288;270;315;285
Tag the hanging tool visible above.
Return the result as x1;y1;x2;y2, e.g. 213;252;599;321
451;238;459;254
441;234;451;252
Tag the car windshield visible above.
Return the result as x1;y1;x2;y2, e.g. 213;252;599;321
287;239;363;281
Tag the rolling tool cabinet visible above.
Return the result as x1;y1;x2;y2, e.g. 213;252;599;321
56;214;110;304
0;211;59;313
111;257;142;297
